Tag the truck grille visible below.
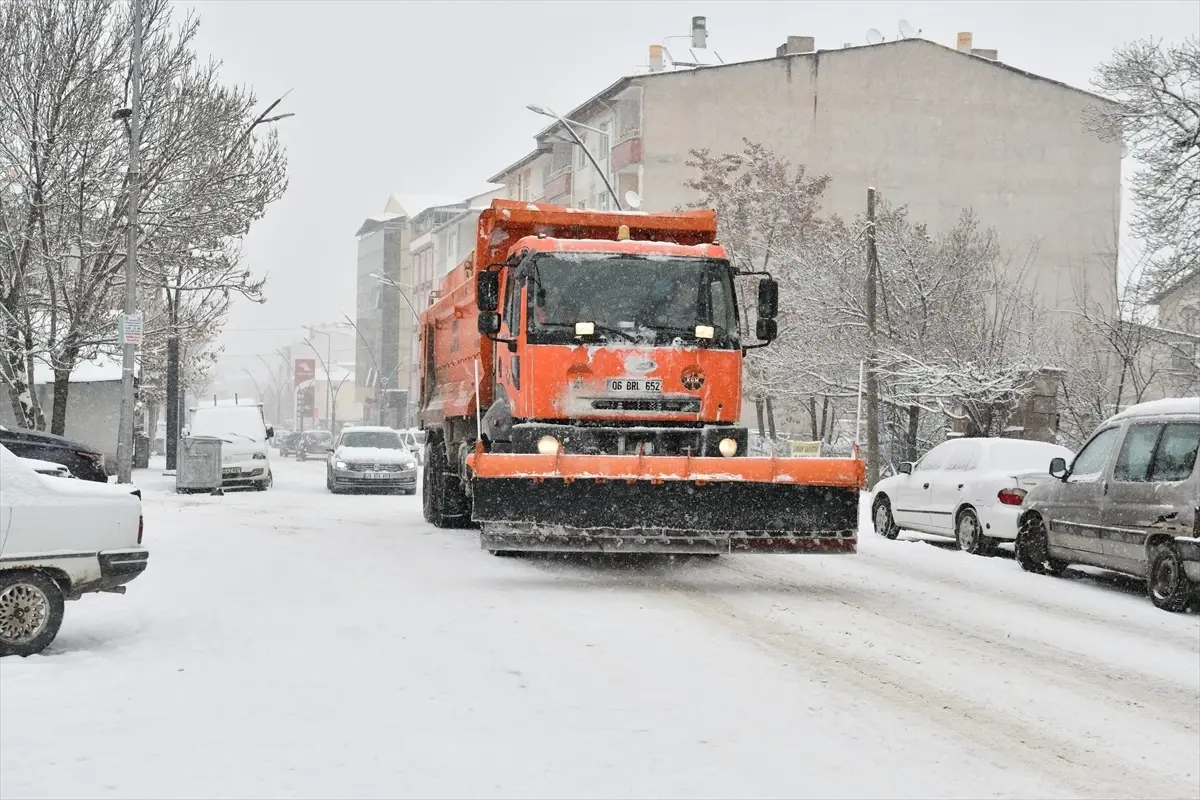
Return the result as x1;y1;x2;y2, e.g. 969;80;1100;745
591;398;701;413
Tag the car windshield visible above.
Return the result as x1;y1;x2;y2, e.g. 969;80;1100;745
341;431;402;449
190;407;265;441
986;440;1071;472
526;254;739;348
307;431;331;441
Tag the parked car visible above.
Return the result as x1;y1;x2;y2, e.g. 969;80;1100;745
183;401;274;491
277;432;302;458
297;430;332;461
18;457;74;478
0;424;108;483
872;436;1075;554
398;428;426;465
271;429;290;448
1016;397;1200;612
0;444;149;657
326;426;418;494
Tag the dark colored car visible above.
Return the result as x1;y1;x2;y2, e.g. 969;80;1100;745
0;424;109;482
297;430;332;460
277;432;302;457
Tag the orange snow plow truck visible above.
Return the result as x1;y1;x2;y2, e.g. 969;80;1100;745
417;199;864;555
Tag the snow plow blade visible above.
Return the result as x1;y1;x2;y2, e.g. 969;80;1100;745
467;451;865;555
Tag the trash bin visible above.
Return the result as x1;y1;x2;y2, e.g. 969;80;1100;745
176;436;223;494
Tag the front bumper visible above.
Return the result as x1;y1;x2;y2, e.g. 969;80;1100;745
1175;536;1200;583
219;464;268;488
333;467;417;490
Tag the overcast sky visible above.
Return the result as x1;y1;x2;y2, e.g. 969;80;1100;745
184;0;1198;370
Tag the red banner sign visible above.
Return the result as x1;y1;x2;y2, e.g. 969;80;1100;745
294;358;316;384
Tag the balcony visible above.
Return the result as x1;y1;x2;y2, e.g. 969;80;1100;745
543;171;572;202
611;137;643;172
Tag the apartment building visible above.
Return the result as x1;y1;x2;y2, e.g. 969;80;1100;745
487;32;1123;319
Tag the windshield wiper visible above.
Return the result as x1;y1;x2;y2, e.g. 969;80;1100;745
649;323;733;343
224;432;256;442
540;321;639;343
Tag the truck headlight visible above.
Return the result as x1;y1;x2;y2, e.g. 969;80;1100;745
335;460;347;470
537;436;561;455
718;437;738;457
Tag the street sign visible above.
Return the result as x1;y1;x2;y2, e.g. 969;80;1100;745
118;313;143;346
294;358;316;384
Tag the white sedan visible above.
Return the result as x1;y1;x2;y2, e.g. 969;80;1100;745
870;437;1074;555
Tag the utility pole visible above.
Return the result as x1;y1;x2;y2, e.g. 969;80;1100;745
115;0;143;484
865;187;881;487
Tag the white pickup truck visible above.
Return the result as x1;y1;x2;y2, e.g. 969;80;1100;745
0;444;149;657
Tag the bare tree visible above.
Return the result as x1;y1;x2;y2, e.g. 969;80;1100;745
1087;36;1200;292
0;0;288;435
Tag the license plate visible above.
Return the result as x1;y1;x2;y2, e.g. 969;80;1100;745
607;378;662;393
364;472;389;479
221;468;239;477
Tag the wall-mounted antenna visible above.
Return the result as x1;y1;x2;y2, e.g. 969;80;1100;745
897;19;921;39
866;28;885;45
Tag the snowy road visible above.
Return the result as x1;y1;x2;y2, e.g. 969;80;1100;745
2;457;1198;799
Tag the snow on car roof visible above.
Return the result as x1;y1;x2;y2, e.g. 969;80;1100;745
340;425;395;433
1111;397;1199;420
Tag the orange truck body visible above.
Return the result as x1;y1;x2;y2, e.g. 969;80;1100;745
418;199;864;554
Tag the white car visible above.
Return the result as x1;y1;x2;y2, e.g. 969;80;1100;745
184;401;274;490
0;444;149;657
326;426;418;494
871;437;1074;555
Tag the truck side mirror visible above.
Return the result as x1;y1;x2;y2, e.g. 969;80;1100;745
755;318;777;341
477;271;500;312
757;278;779;320
478;311;501;336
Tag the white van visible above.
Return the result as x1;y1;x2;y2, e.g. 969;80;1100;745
0;444;149;656
184;400;274;490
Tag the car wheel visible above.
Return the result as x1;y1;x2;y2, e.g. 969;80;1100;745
1015;514;1066;576
872;496;900;540
0;571;65;658
1147;542;1194;612
955;508;994;556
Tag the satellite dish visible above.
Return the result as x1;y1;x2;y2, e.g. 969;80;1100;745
624;190;643;210
898;19;919;39
866;28;885;45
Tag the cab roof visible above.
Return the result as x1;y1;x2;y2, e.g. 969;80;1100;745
1110;397;1199;421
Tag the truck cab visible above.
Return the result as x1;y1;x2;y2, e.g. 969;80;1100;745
477;231;770;459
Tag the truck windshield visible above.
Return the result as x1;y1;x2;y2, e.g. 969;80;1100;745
526;254;739;348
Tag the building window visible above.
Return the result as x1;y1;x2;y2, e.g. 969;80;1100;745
445;229;458;274
577;131;589;169
551;142;572;174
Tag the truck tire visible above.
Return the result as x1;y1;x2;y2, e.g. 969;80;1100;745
0;571;65;657
423;434;474;529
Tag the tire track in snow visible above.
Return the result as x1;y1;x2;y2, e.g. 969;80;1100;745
715;559;1200;734
854;542;1199;649
659;576;1194;800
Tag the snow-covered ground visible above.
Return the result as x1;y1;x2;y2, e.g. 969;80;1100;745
3;457;1197;799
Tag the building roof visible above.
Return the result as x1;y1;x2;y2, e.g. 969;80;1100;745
31;355;139;385
1151;271;1199;304
355;194;468;236
486;146;551;185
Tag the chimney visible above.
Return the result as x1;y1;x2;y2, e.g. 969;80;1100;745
690;16;707;49
775;35;816;57
649;44;665;72
971;48;999;61
956;31;973;53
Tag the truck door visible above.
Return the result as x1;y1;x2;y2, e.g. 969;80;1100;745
496;269;524;409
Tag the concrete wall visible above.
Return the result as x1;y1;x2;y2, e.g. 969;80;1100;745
0;380;122;469
639;41;1123;318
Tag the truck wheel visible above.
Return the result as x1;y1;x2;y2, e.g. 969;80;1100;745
0;571;65;658
423;435;474;529
1147;542;1194;612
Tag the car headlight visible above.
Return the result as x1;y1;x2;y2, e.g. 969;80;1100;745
335;460;347;470
252;452;266;460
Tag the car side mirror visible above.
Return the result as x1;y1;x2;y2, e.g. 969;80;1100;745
755;318;777;341
1049;457;1068;480
478;311;501;336
266;425;274;439
757;277;779;320
476;270;500;312
325;445;335;452
898;461;913;475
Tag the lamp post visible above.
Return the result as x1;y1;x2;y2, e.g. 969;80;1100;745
526;103;621;211
114;0;143;484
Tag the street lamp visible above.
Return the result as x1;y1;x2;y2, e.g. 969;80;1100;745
526;103;622;211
